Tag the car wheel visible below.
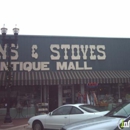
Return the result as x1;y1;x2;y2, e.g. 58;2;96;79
33;121;44;130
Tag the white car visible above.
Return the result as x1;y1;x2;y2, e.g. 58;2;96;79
28;103;109;130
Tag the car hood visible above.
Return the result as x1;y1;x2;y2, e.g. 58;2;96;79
62;116;125;130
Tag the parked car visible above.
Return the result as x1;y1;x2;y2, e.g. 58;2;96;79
27;103;109;130
61;102;130;130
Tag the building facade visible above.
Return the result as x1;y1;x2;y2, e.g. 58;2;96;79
0;35;130;118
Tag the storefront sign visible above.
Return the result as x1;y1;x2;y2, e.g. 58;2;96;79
0;44;106;71
87;83;98;86
1;35;130;71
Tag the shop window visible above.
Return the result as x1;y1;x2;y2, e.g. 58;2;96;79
74;85;80;103
62;86;72;104
0;85;42;108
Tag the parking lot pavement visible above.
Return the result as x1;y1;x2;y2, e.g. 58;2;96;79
0;118;30;130
0;125;31;130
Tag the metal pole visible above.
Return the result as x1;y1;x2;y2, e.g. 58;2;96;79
118;84;120;99
4;43;12;123
1;26;19;123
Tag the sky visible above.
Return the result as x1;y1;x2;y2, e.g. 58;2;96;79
0;0;130;38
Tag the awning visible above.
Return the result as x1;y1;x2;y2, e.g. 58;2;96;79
0;70;130;86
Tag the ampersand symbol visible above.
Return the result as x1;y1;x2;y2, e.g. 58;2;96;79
32;45;38;59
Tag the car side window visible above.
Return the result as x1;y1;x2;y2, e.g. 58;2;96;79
52;106;72;115
70;107;83;114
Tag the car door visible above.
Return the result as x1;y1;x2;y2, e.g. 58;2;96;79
69;106;87;124
69;106;97;124
44;106;72;129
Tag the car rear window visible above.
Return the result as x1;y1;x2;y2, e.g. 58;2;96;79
79;105;104;113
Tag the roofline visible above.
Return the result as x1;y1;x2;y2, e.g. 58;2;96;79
0;34;130;39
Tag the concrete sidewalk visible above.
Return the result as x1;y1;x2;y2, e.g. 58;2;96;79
0;118;30;130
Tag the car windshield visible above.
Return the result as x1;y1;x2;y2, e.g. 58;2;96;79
105;102;130;118
79;105;105;113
